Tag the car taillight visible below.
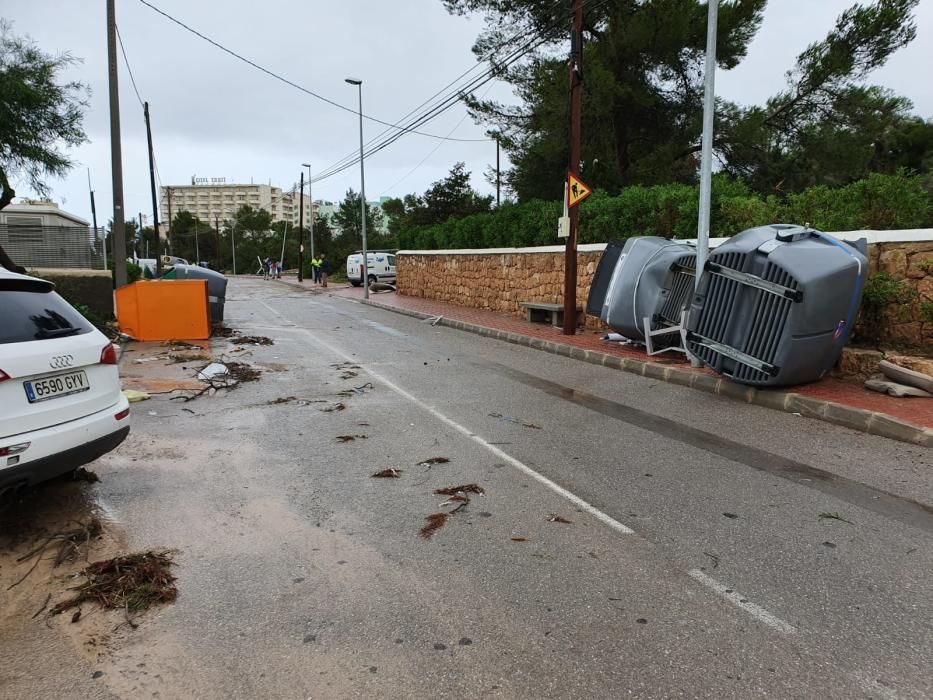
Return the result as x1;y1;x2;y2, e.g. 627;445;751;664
0;369;9;383
0;442;30;457
115;407;130;421
100;343;118;365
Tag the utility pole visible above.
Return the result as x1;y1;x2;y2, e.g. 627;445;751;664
695;0;719;293
88;169;103;269
215;215;220;270
231;219;237;276
563;0;583;335
107;0;128;287
298;173;304;282
137;212;143;260
144;102;163;276
496;136;501;207
166;186;174;254
194;219;200;263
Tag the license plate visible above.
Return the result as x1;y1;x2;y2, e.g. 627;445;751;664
24;370;90;403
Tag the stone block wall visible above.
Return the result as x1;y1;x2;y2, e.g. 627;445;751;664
397;249;606;327
867;242;933;349
397;239;933;349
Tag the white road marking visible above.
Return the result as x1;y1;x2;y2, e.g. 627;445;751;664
257;299;635;536
259;294;804;634
687;569;796;635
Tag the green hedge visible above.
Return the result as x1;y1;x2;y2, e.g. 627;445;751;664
398;171;931;250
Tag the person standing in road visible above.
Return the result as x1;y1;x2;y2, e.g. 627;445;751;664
320;253;331;288
311;254;322;285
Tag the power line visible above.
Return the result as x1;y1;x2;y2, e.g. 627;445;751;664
382;83;497;196
309;0;611;186
115;25;144;108
308;21;566;184
137;0;489;143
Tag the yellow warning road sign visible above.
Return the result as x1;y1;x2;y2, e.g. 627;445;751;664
567;173;592;208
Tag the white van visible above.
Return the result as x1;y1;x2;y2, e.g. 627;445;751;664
346;251;396;287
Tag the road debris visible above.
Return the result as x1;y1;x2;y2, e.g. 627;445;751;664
703;551;720;569
336;435;368;443
419;513;450;539
372;469;402;478
818;512;852;524
8;517;104;590
234;335;274;346
319;402;346;413
547;515;572;524
122;389;150;403
212;325;237;338
72;468;100;483
417;457;450;467
488;412;542;429
50;550;178;616
434;484;484;496
510;536;528;542
336;382;373;398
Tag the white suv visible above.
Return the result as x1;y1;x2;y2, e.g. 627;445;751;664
0;267;130;495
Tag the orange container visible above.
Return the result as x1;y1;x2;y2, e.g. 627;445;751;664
115;280;211;341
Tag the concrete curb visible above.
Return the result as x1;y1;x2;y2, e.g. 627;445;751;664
360;298;933;448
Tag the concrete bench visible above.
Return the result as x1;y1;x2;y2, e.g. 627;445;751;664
520;301;584;327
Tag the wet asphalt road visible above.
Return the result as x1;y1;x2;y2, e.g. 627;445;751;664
2;276;932;699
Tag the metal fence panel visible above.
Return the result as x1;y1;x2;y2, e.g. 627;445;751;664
0;224;107;270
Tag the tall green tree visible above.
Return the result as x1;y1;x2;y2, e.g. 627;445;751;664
0;21;88;271
330;189;385;242
445;0;925;201
444;0;768;200
383;163;493;239
718;0;923;192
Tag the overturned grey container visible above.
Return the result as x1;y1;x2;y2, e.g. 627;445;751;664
587;237;697;353
686;224;867;387
165;264;228;324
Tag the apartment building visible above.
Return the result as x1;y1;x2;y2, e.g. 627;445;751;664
159;179;317;228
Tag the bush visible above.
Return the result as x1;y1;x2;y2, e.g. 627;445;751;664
397;172;931;250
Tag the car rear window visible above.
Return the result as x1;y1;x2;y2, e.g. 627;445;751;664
0;288;95;345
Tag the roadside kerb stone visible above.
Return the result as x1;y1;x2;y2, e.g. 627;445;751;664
359;297;931;447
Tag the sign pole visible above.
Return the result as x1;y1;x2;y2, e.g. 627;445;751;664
563;0;584;335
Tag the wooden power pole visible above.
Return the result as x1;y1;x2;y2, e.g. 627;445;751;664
298;173;305;282
563;0;583;335
107;0;128;287
144;102;163;276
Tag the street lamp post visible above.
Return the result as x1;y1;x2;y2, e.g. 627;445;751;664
301;163;314;267
345;77;368;299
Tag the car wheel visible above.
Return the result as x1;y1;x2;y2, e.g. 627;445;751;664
350;280;362;287
367;275;377;287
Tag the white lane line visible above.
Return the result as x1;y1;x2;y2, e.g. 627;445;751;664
687;569;796;635
257;300;635;536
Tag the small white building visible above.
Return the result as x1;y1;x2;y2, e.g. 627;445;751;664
0;199;102;269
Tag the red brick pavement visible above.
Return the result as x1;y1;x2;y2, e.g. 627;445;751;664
286;279;932;431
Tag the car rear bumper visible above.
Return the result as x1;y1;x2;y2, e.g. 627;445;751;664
0;396;131;489
0;427;130;489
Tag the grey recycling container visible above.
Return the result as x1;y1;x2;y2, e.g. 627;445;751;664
686;224;867;387
586;237;696;344
165;264;228;323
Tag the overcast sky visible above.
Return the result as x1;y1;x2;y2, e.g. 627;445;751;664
6;0;933;227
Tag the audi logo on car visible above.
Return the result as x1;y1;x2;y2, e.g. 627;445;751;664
49;354;75;369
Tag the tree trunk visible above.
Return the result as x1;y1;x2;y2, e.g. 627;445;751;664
0;179;27;274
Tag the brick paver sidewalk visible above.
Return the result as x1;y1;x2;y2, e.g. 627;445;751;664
279;278;931;443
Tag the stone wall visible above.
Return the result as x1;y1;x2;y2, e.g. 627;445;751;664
867;242;933;349
397;239;933;349
397;247;606;327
